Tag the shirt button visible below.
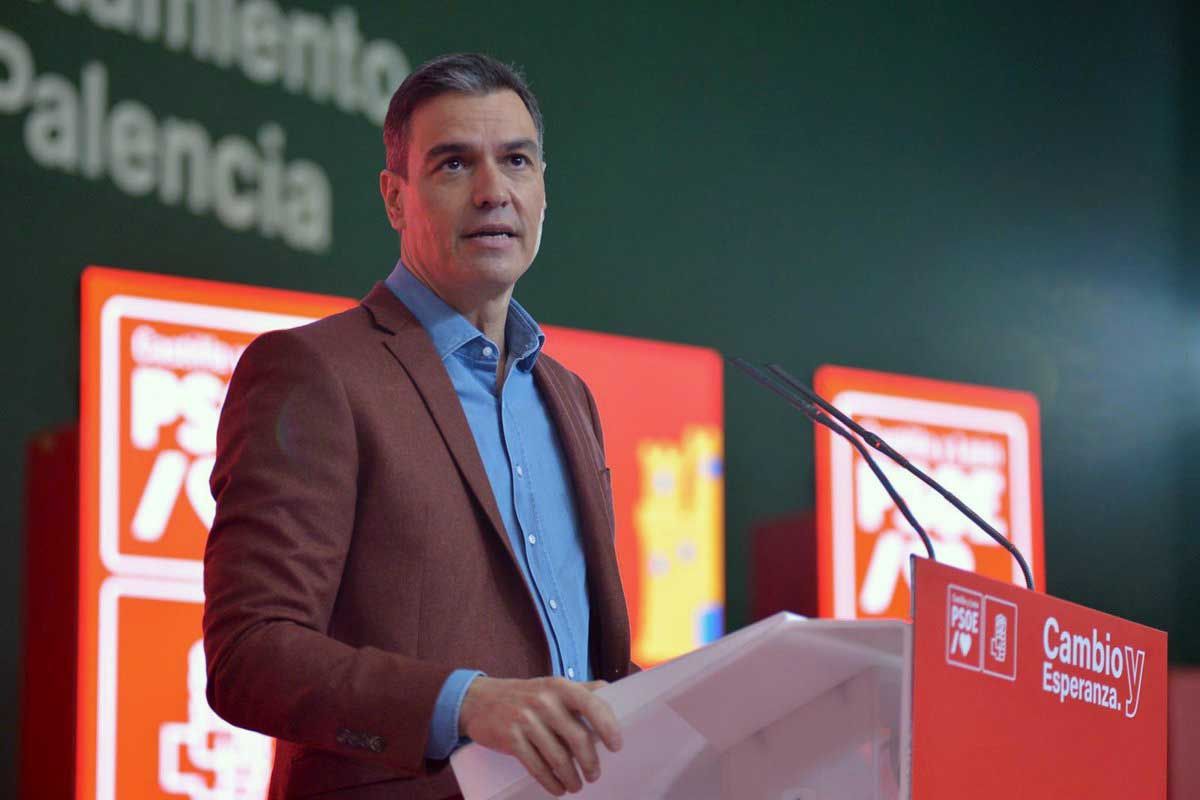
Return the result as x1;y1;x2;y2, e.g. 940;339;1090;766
527;534;537;545
549;599;558;610
567;667;576;679
515;465;524;478
482;345;494;358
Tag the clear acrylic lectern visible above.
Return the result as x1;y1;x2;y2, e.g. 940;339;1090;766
451;613;911;800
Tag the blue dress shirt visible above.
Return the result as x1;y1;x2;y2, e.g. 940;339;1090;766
384;262;592;760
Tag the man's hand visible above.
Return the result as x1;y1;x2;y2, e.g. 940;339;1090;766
459;676;622;796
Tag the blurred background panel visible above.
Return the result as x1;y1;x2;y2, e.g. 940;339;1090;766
3;0;1196;795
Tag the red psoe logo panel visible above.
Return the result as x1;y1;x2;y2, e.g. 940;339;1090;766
79;267;354;800
814;365;1044;620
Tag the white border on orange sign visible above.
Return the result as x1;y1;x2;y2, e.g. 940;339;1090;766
99;295;316;581
829;391;1034;619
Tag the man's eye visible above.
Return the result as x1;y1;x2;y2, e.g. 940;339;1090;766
509;154;528;167
441;158;464;171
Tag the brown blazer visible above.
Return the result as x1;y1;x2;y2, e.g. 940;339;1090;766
202;283;633;799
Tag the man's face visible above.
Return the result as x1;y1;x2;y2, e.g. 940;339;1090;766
381;89;546;304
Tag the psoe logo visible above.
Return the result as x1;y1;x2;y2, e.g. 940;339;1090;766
946;585;1018;681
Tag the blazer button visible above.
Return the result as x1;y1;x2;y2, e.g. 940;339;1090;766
368;736;386;753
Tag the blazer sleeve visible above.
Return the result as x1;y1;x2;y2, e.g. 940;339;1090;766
202;327;453;775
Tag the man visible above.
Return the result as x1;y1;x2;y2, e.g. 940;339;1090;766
203;53;634;800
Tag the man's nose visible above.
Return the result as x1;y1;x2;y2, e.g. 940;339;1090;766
471;160;509;208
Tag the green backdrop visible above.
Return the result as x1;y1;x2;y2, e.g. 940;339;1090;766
3;0;1195;793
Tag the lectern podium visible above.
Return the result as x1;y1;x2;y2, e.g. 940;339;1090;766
452;560;1167;799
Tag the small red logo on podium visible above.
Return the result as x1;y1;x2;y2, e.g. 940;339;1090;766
946;586;983;671
983;596;1018;680
946;584;1018;680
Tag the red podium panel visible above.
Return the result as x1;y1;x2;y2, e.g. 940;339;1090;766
911;558;1167;799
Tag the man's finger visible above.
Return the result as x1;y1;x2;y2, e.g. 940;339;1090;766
560;682;622;753
512;737;568;797
539;694;602;782
583;680;609;691
524;709;584;793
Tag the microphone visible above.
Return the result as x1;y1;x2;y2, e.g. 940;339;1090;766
763;363;1035;592
728;357;936;562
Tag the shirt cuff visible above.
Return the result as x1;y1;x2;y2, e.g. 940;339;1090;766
425;669;485;760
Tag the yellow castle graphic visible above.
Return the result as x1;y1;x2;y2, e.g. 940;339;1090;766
633;426;724;665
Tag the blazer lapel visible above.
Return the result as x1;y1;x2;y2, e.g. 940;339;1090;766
534;359;629;679
361;283;518;570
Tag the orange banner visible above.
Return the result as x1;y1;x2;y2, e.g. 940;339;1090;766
814;365;1044;620
79;267;354;800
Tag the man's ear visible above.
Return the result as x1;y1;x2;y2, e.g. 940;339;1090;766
379;169;405;232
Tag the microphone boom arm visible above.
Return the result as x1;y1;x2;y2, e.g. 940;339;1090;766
765;363;1036;592
728;357;937;562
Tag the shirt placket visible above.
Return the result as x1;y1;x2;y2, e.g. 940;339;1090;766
501;382;583;680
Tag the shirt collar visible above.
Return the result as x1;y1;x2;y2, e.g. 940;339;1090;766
383;260;545;370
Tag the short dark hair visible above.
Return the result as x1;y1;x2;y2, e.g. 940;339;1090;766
383;53;544;178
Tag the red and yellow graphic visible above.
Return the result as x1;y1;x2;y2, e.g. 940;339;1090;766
814;365;1044;620
632;427;723;663
76;267;724;798
543;327;724;667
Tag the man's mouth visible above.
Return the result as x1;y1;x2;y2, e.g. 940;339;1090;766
464;225;518;239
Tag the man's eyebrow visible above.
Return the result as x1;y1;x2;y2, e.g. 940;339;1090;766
423;139;539;164
500;138;538;153
424;142;471;163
